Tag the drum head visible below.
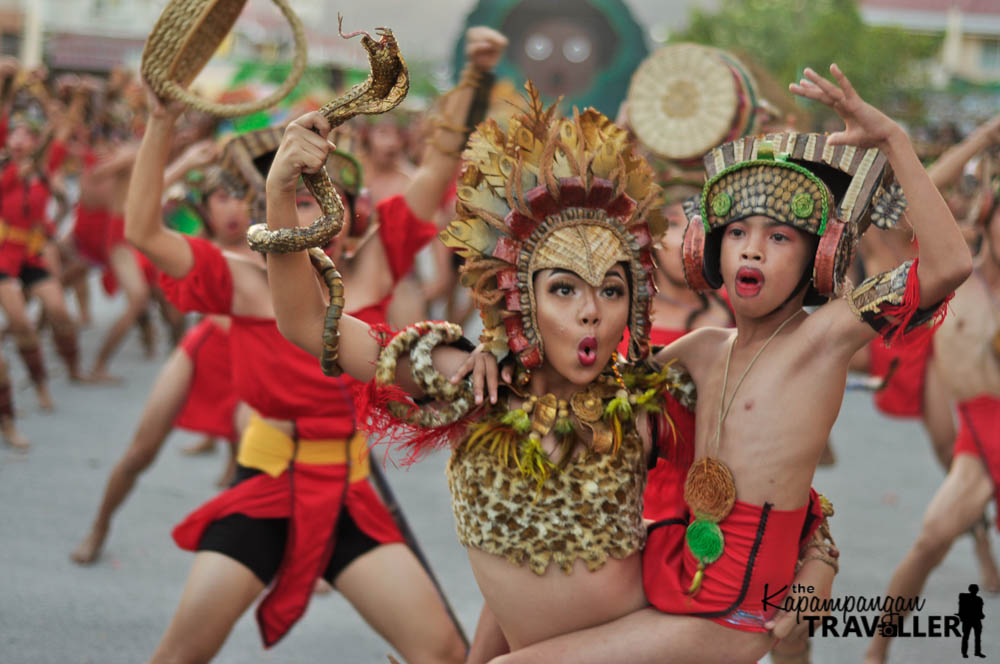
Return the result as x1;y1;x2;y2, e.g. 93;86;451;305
627;44;739;161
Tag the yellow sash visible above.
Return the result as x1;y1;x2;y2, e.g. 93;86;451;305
0;220;47;254
237;413;370;481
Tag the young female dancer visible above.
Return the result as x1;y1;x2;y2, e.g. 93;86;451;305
120;25;507;663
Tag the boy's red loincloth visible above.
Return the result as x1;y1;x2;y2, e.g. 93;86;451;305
953;394;1000;530
72;204;111;266
644;496;823;632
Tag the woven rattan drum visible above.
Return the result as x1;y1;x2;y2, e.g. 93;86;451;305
627;43;759;162
141;0;307;118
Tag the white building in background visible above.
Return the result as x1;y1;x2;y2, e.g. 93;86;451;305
0;0;343;73
861;0;1000;85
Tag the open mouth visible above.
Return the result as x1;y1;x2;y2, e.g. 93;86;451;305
577;336;597;367
735;267;764;297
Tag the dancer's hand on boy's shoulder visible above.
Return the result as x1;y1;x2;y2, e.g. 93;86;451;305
464;26;509;72
268;112;333;194
789;64;903;150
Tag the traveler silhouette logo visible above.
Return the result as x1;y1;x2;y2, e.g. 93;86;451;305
958;584;986;658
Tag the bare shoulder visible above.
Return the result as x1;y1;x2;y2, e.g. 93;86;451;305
221;250;265;280
798;297;877;360
653;326;732;373
223;251;271;313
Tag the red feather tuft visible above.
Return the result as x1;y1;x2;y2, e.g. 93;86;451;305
878;258;953;347
354;380;473;467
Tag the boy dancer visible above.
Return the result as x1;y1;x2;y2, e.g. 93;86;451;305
864;181;1000;664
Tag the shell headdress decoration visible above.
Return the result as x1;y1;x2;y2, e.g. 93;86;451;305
442;83;665;370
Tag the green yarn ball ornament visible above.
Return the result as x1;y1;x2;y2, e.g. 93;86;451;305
711;192;732;217
685;518;725;564
791;192;814;218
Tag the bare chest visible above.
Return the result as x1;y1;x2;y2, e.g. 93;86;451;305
934;280;1000;399
691;345;841;506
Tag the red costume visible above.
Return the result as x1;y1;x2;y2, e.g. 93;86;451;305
867;332;933;418
953;395;1000;530
72;203;111;266
643;403;825;632
71;150;156;294
162;194;436;646
642;325;688;522
650;327;686;347
174;317;238;442
0;139;66;278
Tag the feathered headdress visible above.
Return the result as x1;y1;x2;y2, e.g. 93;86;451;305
441;83;665;370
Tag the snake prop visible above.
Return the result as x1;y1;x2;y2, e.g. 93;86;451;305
247;17;409;376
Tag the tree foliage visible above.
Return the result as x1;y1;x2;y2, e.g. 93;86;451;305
677;0;941;123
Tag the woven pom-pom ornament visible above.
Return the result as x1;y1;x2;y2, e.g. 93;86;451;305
683;457;736;522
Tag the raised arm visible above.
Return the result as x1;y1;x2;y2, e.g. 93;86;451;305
265;114;475;387
791;65;972;352
0;56;18;120
123;94;195;278
163;138;217;189
263;112;336;361
83;141;140;180
51;77;88;145
402;26;507;220
927;114;1000;190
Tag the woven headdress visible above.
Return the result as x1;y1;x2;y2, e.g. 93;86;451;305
441;83;664;369
683;132;905;303
8;87;47;133
217;126;284;224
218;125;369;235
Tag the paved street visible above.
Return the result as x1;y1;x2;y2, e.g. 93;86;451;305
1;277;996;663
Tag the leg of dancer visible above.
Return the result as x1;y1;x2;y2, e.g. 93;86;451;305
71;346;194;564
0;351;28;449
0;278;53;410
863;454;993;664
89;244;151;382
29;274;84;381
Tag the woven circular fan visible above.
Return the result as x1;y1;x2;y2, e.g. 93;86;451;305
627;43;740;161
141;0;307;118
